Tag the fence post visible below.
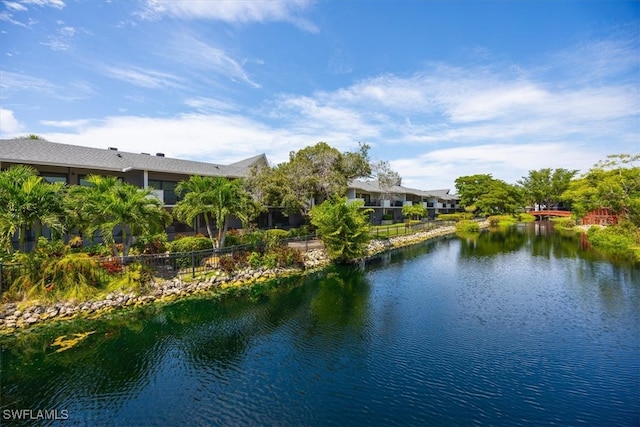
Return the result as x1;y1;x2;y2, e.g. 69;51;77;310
191;251;196;277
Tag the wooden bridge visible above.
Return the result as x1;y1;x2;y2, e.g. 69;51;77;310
530;210;572;218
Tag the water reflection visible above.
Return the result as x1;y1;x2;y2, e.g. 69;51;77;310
1;225;638;426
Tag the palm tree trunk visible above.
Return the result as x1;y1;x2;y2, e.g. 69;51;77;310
219;216;230;248
204;214;215;249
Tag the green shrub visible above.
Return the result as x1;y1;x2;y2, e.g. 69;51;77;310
82;244;111;257
310;198;372;263
587;221;640;258
248;251;262;268
35;237;66;258
239;230;266;247
9;253;106;302
219;256;237;273
265;229;289;248
287;225;312;238
517;213;536;222
552;217;576;230
261;253;277;269
106;262;153;294
272;246;304;268
133;232;169;254
438;213;471;221
455;220;480;233
223;234;241;247
169;236;213;253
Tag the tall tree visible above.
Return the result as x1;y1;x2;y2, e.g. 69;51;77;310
0;165;65;253
455;174;523;216
562;154;640;225
247;142;371;218
370;160;402;210
518;168;577;210
70;176;170;257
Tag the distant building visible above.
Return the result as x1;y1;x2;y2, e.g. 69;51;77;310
346;179;462;223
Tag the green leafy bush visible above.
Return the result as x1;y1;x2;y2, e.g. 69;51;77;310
272;246;304;268
261;253;277;269
438;213;471;221
169;236;213;253
310;198;372;263
265;229;289;248
552;217;576;230
248;251;262;268
218;256;237;273
223;234;241;247
82;244;112;257
287;225;313;238
133;232;169;254
9;253;107;302
587;222;640;258
239;230;266;247
455;220;480;233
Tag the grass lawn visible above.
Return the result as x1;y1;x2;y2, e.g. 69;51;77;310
370;222;436;239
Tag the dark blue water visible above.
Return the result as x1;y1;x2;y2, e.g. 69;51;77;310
2;224;639;426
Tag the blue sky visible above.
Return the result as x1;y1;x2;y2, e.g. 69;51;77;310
1;0;638;191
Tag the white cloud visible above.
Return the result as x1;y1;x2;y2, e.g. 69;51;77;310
4;2;28;12
39;119;92;128
167;34;260;88
40;25;80;50
0;108;25;136
140;0;317;32
100;65;184;89
20;0;64;7
0;71;95;101
10;33;636;193
40;113;294;165
183;97;238;113
391;143;606;191
0;71;56;95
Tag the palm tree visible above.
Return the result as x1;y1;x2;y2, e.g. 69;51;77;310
71;176;170;257
173;176;217;248
0;165;65;253
211;177;256;247
174;176;257;248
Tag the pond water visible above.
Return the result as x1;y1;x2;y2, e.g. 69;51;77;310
1;222;639;426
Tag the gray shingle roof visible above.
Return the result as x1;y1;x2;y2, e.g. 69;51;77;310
0;139;265;178
348;179;458;200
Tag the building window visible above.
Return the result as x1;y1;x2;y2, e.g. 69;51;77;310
42;173;68;184
148;179;179;204
427;202;434;208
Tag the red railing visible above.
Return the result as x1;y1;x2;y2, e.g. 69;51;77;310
530;210;572;217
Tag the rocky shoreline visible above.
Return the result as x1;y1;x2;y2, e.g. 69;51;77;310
0;222;486;334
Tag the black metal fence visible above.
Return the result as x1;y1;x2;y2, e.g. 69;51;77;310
0;235;318;295
371;219;457;239
0;221;466;295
